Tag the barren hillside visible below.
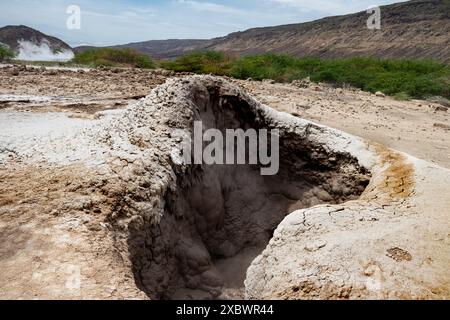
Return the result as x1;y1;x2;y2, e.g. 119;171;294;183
0;25;72;53
206;0;450;62
79;0;450;62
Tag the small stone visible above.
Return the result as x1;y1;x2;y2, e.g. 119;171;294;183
305;241;327;252
434;106;448;113
386;247;412;262
433;123;450;130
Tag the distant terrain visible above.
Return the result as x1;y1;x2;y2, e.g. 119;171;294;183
75;39;210;60
0;25;72;53
0;25;74;61
75;0;450;62
2;1;449;62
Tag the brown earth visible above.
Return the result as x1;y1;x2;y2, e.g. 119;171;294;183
0;67;449;299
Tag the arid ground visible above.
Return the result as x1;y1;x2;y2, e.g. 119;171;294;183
0;65;449;299
1;65;449;168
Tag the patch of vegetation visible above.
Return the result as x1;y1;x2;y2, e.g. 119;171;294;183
0;44;15;62
72;48;155;69
160;51;232;75
12;60;71;67
393;92;412;101
162;52;450;100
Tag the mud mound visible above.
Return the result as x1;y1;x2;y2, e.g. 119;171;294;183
98;76;372;299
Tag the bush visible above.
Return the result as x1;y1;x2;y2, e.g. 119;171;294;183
162;53;450;99
161;51;231;75
72;48;155;69
393;92;412;101
229;54;316;81
0;44;15;61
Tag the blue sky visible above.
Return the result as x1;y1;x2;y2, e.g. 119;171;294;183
2;0;403;47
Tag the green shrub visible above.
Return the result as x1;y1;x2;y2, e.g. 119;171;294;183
0;44;15;61
161;51;231;75
393;92;412;101
229;54;315;81
72;48;155;69
163;53;450;99
134;55;155;69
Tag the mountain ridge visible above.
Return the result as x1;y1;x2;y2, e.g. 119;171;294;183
0;25;72;53
75;0;450;62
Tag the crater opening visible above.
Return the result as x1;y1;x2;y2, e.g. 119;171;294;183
127;83;370;300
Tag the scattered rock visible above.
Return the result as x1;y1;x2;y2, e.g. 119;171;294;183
433;123;450;130
386;247;412;262
304;241;327;252
433;106;448;113
292;78;313;88
263;79;276;84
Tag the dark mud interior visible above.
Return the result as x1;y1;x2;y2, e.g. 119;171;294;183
128;86;370;300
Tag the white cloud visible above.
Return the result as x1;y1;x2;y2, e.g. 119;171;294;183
175;0;245;15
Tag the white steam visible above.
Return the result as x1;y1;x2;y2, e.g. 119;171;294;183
16;39;74;62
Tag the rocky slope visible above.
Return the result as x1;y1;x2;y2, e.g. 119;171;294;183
0;25;72;54
206;0;450;62
77;0;450;62
75;39;210;60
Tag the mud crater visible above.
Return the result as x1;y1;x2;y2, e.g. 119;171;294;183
127;84;370;300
